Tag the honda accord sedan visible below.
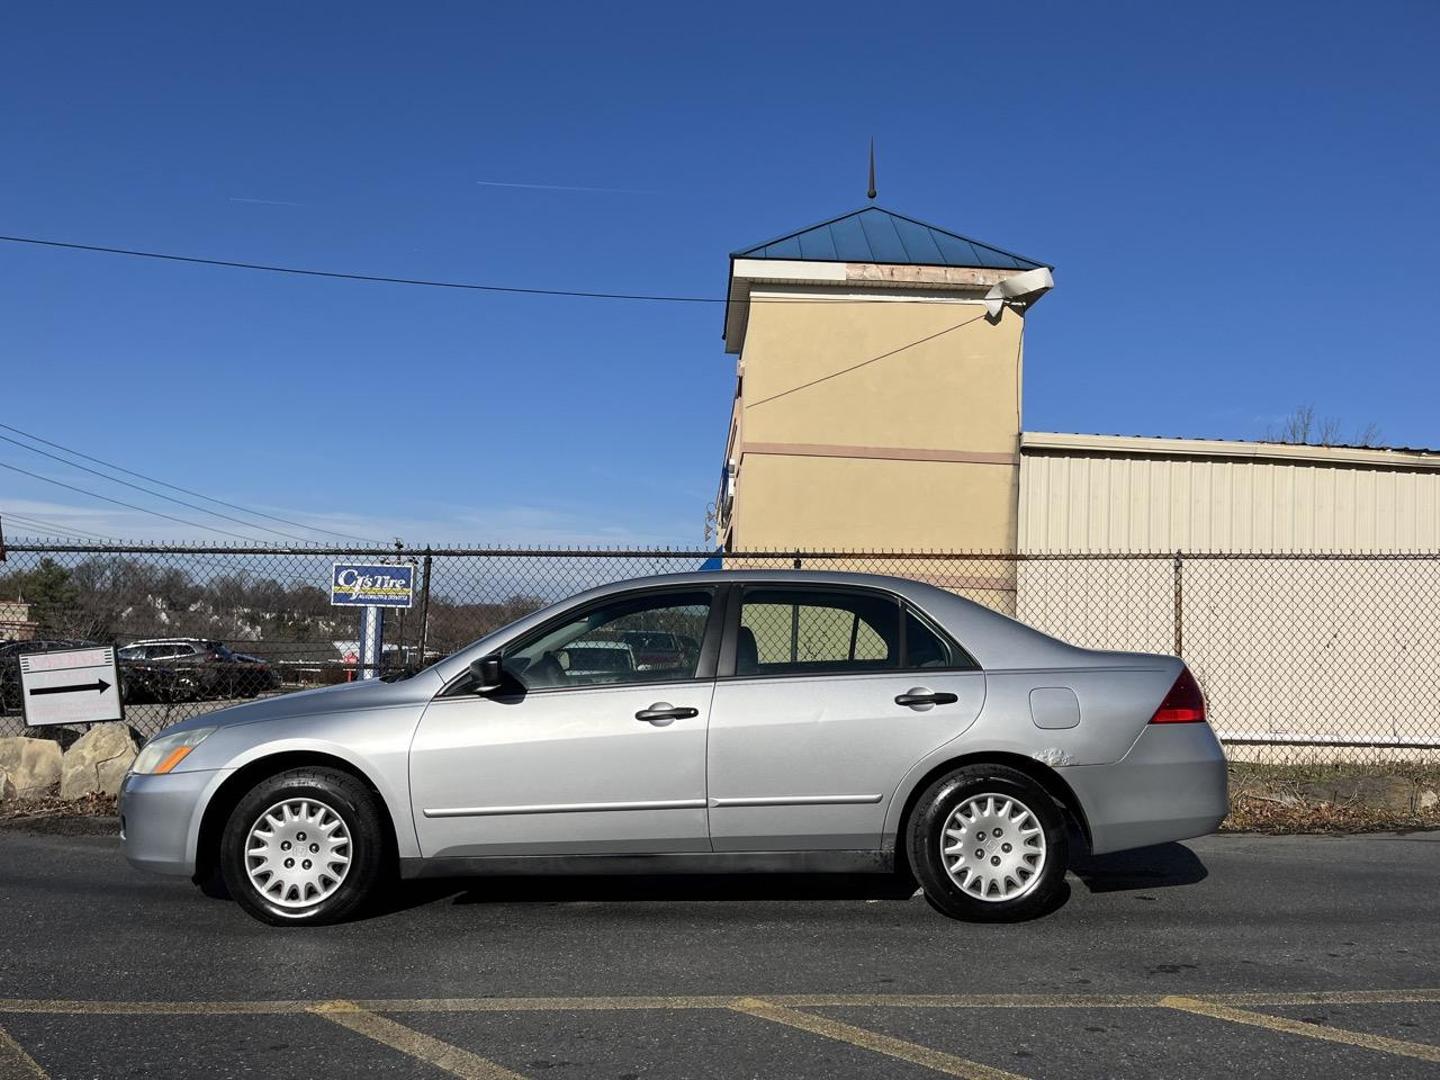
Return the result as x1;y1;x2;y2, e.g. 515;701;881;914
120;571;1227;925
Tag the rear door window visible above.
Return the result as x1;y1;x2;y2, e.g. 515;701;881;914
737;588;900;677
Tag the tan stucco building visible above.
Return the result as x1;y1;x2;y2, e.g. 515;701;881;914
716;206;1054;559
712;205;1440;754
716;204;1440;564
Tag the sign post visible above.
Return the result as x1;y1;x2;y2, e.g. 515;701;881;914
19;645;125;727
329;562;415;681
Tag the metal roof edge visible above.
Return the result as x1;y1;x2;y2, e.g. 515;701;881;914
1020;431;1440;470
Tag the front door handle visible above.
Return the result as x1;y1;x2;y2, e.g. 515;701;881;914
636;702;700;725
895;688;959;709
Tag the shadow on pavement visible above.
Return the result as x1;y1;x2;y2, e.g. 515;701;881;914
1069;842;1208;894
371;872;923;917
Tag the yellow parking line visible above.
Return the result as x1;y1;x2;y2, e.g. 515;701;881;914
0;1020;48;1079
310;1000;527;1080
732;997;1028;1080
1161;995;1440;1064
355;994;745;1013
0;999;303;1015
0;987;1438;1016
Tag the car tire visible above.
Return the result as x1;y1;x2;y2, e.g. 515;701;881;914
905;764;1069;923
219;767;389;926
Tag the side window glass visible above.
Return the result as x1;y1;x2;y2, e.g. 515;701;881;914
904;607;979;671
503;590;712;691
738;588;899;677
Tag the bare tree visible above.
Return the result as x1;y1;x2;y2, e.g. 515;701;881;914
1267;405;1381;448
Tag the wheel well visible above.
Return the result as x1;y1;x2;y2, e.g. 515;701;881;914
892;752;1092;878
192;751;398;886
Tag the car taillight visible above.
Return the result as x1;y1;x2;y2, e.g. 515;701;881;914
1150;667;1207;724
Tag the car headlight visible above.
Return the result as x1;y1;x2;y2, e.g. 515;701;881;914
131;727;217;775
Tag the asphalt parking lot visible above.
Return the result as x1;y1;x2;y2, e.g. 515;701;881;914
1;826;1437;1079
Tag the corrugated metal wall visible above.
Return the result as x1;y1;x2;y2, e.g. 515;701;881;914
1019;452;1440;553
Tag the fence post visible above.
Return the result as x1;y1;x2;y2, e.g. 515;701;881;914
1172;550;1184;657
417;547;433;665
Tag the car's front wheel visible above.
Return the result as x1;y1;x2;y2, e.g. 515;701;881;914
219;767;388;925
906;764;1069;922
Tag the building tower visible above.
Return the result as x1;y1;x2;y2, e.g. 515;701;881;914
716;205;1053;604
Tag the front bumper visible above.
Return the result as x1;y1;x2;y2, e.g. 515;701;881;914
119;769;225;877
1060;723;1228;855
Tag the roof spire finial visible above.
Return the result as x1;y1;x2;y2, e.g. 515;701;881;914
867;138;877;200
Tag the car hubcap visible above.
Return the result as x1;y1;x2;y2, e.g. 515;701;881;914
940;793;1046;902
245;798;351;909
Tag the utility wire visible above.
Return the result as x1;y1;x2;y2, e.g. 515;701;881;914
0;431;322;544
0;234;1036;306
0;458;271;542
0;423;381;545
0;511;116;542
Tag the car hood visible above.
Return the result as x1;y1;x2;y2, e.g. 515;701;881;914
148;670;445;740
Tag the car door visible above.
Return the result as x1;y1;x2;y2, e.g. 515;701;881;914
409;586;723;860
706;584;985;852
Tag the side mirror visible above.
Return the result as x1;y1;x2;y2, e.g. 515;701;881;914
469;654;504;694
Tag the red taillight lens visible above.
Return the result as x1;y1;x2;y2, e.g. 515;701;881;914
1150;667;1206;724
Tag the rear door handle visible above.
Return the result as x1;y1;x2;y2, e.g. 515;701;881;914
895;688;959;709
636;702;700;725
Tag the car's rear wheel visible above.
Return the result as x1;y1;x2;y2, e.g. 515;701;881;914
906;764;1068;922
219;767;387;926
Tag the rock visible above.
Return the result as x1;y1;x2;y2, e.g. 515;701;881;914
0;768;15;803
0;736;63;799
1420;788;1438;811
59;723;137;799
1295;775;1415;813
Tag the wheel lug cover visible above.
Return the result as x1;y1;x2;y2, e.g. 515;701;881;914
302;859;312;870
297;832;307;842
284;858;294;868
991;855;1001;866
310;844;319;853
1003;843;1012;853
975;849;985;859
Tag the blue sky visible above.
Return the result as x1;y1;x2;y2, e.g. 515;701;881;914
2;1;1437;546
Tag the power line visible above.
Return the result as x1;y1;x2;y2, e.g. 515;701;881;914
0;431;322;544
0;511;116;542
0;233;1038;307
0;423;381;545
0;458;271;542
0;234;721;303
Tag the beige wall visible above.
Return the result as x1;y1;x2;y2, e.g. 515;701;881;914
1015;437;1440;754
1019;439;1440;554
722;286;1027;559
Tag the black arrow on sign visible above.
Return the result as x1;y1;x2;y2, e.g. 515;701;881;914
29;679;110;696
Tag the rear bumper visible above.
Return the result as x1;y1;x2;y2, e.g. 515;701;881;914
1059;723;1228;855
119;769;224;877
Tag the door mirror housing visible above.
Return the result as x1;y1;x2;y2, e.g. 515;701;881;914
469;654;504;694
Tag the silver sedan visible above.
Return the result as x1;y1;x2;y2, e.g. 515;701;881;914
120;571;1227;925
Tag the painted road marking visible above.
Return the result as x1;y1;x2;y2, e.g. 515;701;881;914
310;1000;526;1080
732;998;1029;1080
1162;996;1440;1065
2;988;1438;1015
0;1021;47;1080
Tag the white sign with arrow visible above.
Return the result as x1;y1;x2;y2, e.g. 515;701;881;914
19;646;125;728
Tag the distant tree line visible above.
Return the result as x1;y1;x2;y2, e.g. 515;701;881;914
0;555;545;661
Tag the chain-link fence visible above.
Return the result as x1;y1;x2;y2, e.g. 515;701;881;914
1;542;1436;763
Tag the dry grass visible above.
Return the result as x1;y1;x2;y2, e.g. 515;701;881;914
0;791;118;823
1223;762;1440;833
